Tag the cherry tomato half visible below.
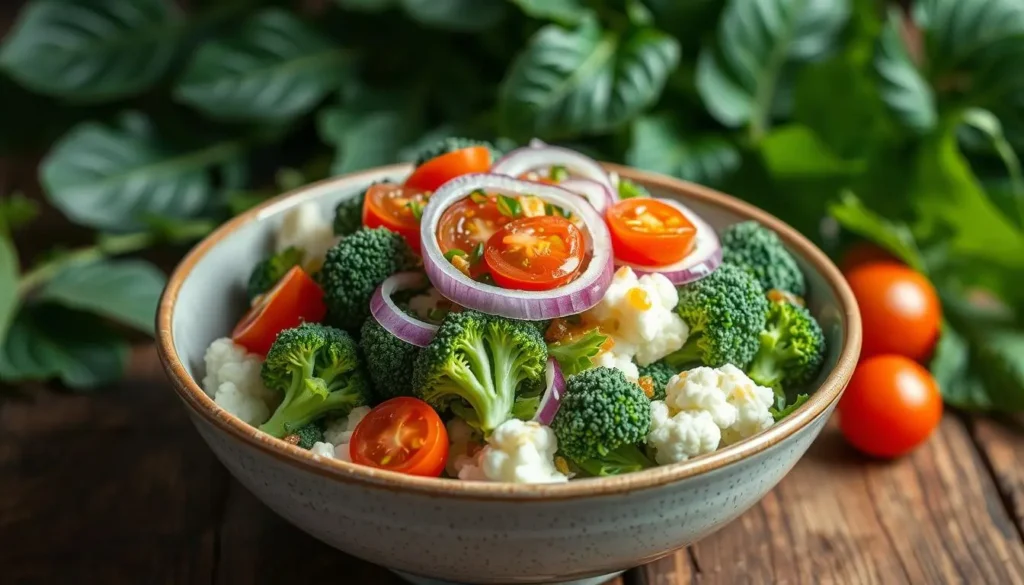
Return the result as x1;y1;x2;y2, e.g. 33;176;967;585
363;183;430;254
605;198;696;266
232;266;327;356
484;215;585;291
436;194;514;278
405;146;492;192
837;355;943;459
349;397;449;477
846;262;941;361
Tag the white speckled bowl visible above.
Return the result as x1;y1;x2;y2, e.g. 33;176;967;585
157;164;861;585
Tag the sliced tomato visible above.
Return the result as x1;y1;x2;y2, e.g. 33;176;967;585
232;266;327;356
436;193;513;278
606;198;697;266
349;397;448;477
484;215;585;291
363;183;430;254
405;146;492;192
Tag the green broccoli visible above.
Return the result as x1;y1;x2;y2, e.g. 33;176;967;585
412;310;547;433
413;137;502;167
547;328;608;376
285;422;325;449
246;246;305;303
721;220;806;297
360;316;420;400
637;359;676;401
259;323;371;438
333;181;392;237
319;227;418;333
551;367;654;477
746;300;826;392
666;263;769;370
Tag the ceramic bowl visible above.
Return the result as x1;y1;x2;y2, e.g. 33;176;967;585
156;164;861;585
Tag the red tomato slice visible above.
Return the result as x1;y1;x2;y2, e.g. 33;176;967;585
606;198;697;266
405;147;492;192
436;193;514;278
362;183;430;254
349;397;449;477
231;266;327;356
484;215;585;291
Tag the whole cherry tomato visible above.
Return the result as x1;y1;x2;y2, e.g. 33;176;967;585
845;262;941;361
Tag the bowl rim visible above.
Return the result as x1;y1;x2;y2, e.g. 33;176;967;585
156;162;862;501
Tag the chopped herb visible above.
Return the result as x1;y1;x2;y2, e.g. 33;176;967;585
406;199;424;220
549;165;569;182
444;249;468;261
469;189;488;205
471;242;485;263
476;273;496;285
496;194;522;218
546;203;571;219
617;178;650;199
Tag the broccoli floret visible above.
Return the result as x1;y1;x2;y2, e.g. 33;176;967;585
637;359;676;401
747;300;826;392
333;181;391;237
360;316;420;400
285;422;325;449
259;323;371;438
319;227;418;333
413;137;502;167
666;263;769;370
412;310;547;433
245;246;305;303
547;328;608;376
721;220;806;296
551;367;654;477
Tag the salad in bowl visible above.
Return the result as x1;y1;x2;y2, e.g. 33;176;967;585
200;138;825;484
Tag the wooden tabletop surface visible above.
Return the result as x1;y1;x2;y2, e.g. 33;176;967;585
1;347;1022;585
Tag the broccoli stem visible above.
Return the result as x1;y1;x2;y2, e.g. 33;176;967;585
259;360;359;438
664;336;704;369
575;444;655;477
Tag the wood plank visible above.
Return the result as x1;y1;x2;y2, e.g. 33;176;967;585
637;416;1024;585
968;416;1024;537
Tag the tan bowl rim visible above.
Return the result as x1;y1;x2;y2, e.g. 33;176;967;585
156;162;862;501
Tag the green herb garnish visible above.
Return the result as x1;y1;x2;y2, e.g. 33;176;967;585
549;165;569;182
444;249;468;262
496;194;522;218
469;189;488;205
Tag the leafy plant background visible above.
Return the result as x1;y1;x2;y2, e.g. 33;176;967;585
1;0;1023;411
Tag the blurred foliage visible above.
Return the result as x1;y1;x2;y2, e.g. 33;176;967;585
1;0;1023;409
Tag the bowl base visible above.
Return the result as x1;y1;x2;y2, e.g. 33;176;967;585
390;569;625;585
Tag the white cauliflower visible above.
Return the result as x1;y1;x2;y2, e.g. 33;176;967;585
458;419;568;483
583;266;689;366
310;442;336;459
446;418;484;477
323;406;371;462
663;367;739;429
719;365;776;445
593;348;640;380
275;201;339;271
407;287;450;323
647;401;721;465
202;338;278;426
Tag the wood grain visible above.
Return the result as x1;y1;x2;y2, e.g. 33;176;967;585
969;417;1024;538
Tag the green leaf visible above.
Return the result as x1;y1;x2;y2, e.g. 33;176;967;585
695;0;851;139
509;0;587;25
929;322;991;411
770;393;808;421
626;115;741;187
873;9;937;134
0;0;180;101
175;9;349;122
499;18;680;140
318;92;424;174
960;108;1024;230
547;328;608;376
334;0;396;10
33;259;166;335
761;125;864;178
973;328;1024;412
40;114;244;232
0;233;19;343
0;306;129;389
0;193;39;234
827;191;925;271
401;0;507;31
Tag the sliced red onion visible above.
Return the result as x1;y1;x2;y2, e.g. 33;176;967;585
492;145;615;194
533;357;565;425
419;173;614;320
615;199;723;285
558;178;615;213
369;272;438;347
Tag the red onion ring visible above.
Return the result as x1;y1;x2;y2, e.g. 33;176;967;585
557;178;615;213
419;173;614;320
533;357;565;426
615;198;723;285
369;272;438;347
492;145;615;194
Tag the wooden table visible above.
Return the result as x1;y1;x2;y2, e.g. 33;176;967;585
3;347;1024;584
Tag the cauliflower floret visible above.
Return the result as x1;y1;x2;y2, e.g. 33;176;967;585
593;349;640;380
647;401;721;464
275;201;339;271
323;406;372;461
719;364;775;445
407;287;449;322
583;266;689;366
446;418;484;477
310;442;336;459
663;366;739;429
457;419;568;483
202;338;277;426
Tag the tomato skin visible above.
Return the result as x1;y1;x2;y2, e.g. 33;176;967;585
837;355;943;458
349;397;449;477
362;183;429;254
484;215;585;291
840;242;902;273
232;266;327;356
605;198;696;266
405;147;492;192
846;262;941;361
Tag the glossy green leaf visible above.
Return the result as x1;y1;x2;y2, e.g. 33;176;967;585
34;260;166;335
960;108;1024;230
827;191;925;271
499;18;679;140
626;115;740;187
175;9;349;122
334;0;396;10
402;0;507;31
509;0;587;25
873;9;936;134
695;0;850;139
761;125;864;178
929;322;992;411
0;193;39;234
0;0;180;101
318;92;424;174
0;233;18;343
40;115;244;232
